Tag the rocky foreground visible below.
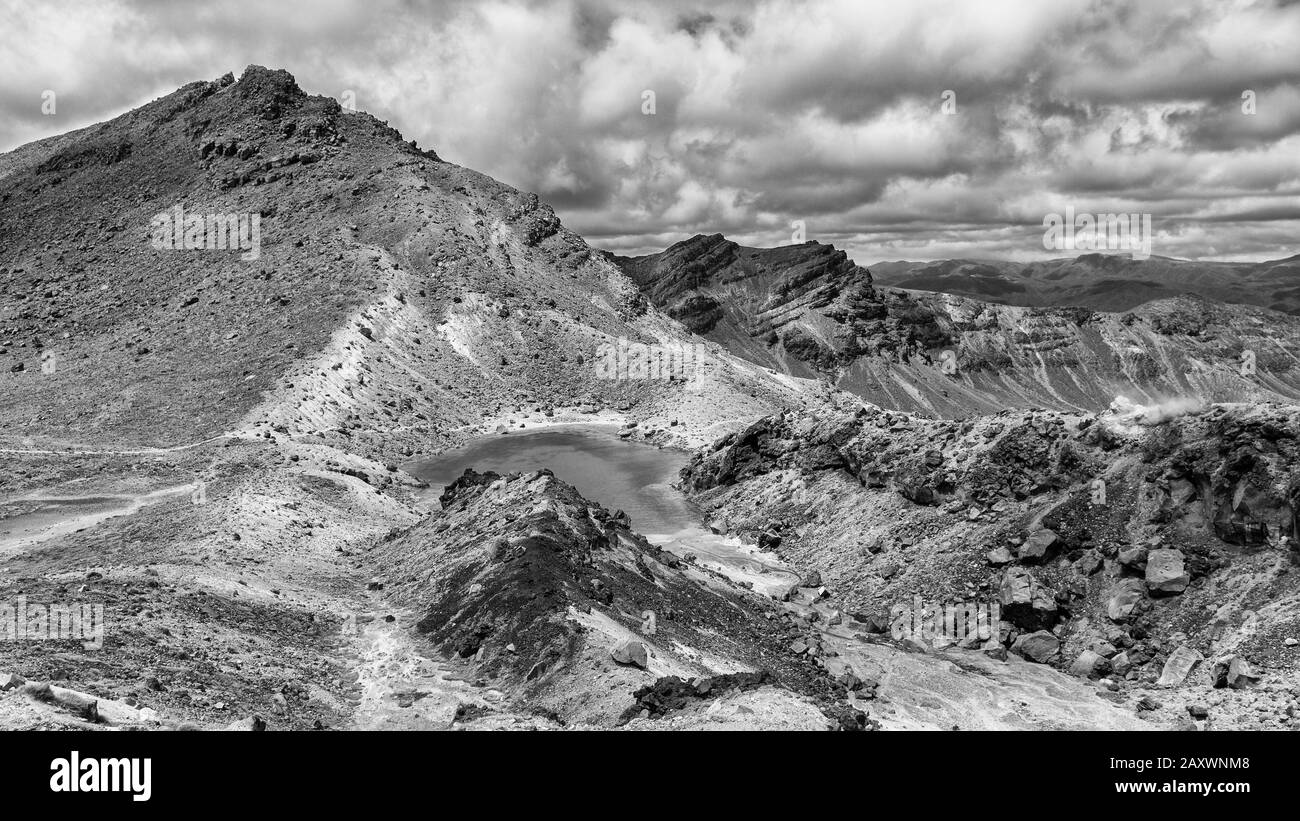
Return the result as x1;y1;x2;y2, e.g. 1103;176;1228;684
2;455;1161;732
678;396;1300;729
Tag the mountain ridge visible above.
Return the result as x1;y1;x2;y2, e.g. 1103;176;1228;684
610;234;1300;418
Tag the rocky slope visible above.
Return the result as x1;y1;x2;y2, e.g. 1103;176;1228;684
0;67;811;731
0;68;799;460
678;396;1300;729
371;467;869;729
611;235;1300;417
871;254;1300;315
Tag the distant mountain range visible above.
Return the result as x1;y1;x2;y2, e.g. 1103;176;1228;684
608;235;1300;417
870;253;1300;315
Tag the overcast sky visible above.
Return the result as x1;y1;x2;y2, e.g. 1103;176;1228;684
3;0;1300;263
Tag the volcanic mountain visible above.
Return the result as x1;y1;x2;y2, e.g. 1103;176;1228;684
0;67;799;461
0;66;825;730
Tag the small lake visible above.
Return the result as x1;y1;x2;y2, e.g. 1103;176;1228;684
405;424;798;595
406;425;692;536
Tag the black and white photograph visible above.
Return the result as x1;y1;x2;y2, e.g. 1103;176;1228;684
1;0;1297;803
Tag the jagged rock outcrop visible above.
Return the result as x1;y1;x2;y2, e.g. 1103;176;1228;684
374;468;864;727
616;237;1300;418
676;397;1300;714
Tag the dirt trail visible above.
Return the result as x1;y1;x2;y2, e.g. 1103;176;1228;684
0;483;198;554
344;610;551;731
0;435;233;456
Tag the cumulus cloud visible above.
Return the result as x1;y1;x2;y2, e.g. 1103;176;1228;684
2;0;1298;263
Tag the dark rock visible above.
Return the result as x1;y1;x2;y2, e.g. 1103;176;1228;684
1011;630;1060;663
1210;655;1259;689
1145;548;1189;595
1069;649;1110;678
999;567;1058;629
1118;546;1148;570
1019;527;1059;562
1106;578;1147;621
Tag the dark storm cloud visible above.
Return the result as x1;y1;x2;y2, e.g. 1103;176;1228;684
2;0;1298;262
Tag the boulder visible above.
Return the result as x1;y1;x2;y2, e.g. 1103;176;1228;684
999;567;1058;629
1156;646;1203;686
1214;518;1269;546
986;547;1014;566
1111;651;1132;676
854;613;891;634
902;635;931;653
1145;548;1189;595
1088;639;1118;658
226;715;267;731
1106;578;1147;621
1070;649;1110;678
610;639;649;669
0;672;26;692
982;639;1008;661
1011;630;1060;663
1210;655;1259;689
1018;528;1058;562
1118;546;1148;570
1228;657;1259;689
1074;550;1103;576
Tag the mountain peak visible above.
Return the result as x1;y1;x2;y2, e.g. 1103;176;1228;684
229;65;308;108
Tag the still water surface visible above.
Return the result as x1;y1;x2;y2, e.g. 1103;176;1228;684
406;425;797;594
